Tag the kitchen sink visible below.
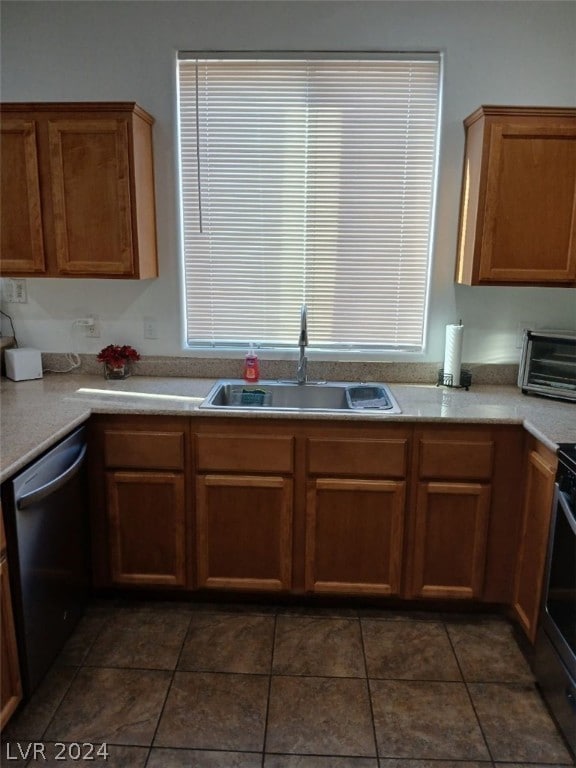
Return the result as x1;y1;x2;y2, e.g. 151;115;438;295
200;380;401;413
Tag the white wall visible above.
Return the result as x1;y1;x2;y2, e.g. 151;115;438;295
1;0;575;364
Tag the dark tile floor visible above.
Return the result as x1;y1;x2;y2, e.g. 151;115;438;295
2;600;575;767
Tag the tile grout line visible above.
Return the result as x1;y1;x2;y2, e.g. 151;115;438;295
442;620;496;764
358;616;381;764
142;609;195;767
261;611;278;766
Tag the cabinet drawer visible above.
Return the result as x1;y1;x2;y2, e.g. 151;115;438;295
307;438;408;478
196;434;294;473
419;439;494;480
104;430;185;470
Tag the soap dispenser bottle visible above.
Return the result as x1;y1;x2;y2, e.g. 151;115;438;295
243;344;260;383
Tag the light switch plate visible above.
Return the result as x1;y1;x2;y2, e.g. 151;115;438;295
3;278;28;303
143;317;158;340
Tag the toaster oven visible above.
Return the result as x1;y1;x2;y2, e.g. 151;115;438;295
518;330;576;402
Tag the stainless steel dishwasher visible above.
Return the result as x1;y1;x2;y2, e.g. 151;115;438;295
3;426;90;696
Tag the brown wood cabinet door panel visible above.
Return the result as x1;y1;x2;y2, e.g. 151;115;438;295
1;556;23;728
107;471;186;587
512;448;557;642
196;434;294;473
481;426;525;603
104;430;185;470
411;482;491;600
48;119;134;275
481;124;576;282
307;438;408;478
0;119;46;273
419;439;494;481
305;478;405;596
196;474;292;591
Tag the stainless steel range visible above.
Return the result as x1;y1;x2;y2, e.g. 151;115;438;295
534;443;576;756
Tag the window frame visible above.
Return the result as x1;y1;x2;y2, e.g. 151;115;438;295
176;50;444;360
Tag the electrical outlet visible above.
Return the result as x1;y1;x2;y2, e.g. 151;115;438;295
85;316;101;338
3;278;28;303
143;316;158;340
516;321;534;349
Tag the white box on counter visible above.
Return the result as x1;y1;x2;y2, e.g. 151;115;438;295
4;348;43;381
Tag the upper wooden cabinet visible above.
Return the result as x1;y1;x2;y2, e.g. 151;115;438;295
455;106;576;286
0;102;158;279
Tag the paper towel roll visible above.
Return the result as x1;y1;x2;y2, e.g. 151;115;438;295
443;322;464;385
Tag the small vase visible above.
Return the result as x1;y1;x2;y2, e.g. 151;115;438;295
104;362;128;380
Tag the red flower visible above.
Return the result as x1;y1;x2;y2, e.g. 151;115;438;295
97;344;141;368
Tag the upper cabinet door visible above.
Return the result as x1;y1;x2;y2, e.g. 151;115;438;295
0;118;46;274
456;106;576;286
48;119;134;276
0;103;158;279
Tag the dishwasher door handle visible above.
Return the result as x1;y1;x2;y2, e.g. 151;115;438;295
17;444;87;510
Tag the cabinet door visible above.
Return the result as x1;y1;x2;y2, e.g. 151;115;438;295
411;482;491;600
512;448;557;642
479;121;576;283
107;471;187;587
48;119;134;276
305;478;405;596
196;474;292;591
0;118;46;274
1;556;23;728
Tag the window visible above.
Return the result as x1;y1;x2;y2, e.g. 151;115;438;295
177;54;441;353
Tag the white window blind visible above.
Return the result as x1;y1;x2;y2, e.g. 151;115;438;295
177;54;441;351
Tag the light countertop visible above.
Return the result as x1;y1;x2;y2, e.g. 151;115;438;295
1;374;575;483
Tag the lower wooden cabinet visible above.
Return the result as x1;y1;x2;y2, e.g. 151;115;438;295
303;430;409;597
196;474;293;591
512;439;558;642
194;425;294;592
406;426;525;604
89;415;191;589
410;481;491;599
305;478;405;596
87;414;547;642
106;471;187;587
1;511;22;729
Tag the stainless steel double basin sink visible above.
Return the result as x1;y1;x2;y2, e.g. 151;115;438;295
200;380;401;414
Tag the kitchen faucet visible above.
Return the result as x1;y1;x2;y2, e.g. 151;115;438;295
297;304;308;384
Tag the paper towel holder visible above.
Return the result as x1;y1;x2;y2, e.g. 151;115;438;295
437;368;472;390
